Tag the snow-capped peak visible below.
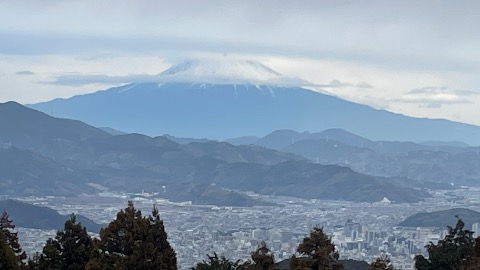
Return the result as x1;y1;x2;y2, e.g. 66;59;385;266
156;58;309;86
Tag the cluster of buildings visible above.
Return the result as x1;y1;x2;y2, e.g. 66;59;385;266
12;186;480;269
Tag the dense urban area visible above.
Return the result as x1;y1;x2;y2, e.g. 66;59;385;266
9;185;480;269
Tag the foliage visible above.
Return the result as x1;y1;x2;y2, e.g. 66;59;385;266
291;226;344;270
24;253;41;270
35;214;94;270
368;254;394;270
96;201;177;270
0;230;19;270
415;218;475;270
192;252;244;270
249;241;275;270
0;210;27;264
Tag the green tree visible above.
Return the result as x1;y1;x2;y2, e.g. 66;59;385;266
0;230;19;270
24;253;41;270
0;210;27;264
249;241;275;270
291;226;344;270
96;201;177;270
36;214;94;270
415;219;475;270
369;254;395;270
192;252;244;270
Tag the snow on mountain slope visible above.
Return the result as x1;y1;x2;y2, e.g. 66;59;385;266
155;58;309;86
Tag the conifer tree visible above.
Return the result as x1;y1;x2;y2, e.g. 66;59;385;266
249;241;275;270
0;230;19;270
37;214;94;270
24;253;41;270
0;210;27;264
291;226;344;270
97;201;177;270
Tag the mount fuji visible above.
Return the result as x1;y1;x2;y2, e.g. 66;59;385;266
30;59;480;145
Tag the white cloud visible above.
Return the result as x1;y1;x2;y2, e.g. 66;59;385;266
0;1;480;126
393;87;478;108
1;1;480;71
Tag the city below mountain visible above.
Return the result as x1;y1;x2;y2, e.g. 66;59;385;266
30;59;480;145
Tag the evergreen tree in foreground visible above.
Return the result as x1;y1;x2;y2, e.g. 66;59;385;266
291;226;344;270
0;210;27;264
96;201;177;270
35;214;94;270
0;229;19;270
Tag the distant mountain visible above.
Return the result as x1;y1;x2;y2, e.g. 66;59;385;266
210;160;430;203
0;103;430;204
252;129;469;155
399;208;480;229
29;59;480;145
163;134;211;144
99;126;127;136
0;147;96;196
420;141;470;148
0;101;110;150
0;199;102;232
160;184;277;207
223;136;259;146
247;129;480;186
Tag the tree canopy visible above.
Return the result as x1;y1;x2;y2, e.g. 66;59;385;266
415;218;477;270
0;229;19;270
369;254;395;270
96;201;177;270
250;241;275;270
32;214;94;270
0;210;26;265
291;226;344;270
192;252;244;270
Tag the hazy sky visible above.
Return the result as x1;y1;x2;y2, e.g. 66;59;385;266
1;0;480;125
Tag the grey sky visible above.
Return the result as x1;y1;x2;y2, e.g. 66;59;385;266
1;0;480;125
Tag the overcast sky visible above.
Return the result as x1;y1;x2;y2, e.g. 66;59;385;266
1;0;480;126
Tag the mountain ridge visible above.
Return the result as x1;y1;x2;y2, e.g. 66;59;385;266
0;199;102;232
29;82;480;145
399;208;480;229
0;102;430;204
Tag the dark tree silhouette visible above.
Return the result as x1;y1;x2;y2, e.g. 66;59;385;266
369;254;395;270
0;229;19;270
291;226;344;270
192;252;244;270
415;219;475;270
36;214;94;270
96;201;177;270
250;241;275;270
0;210;26;264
